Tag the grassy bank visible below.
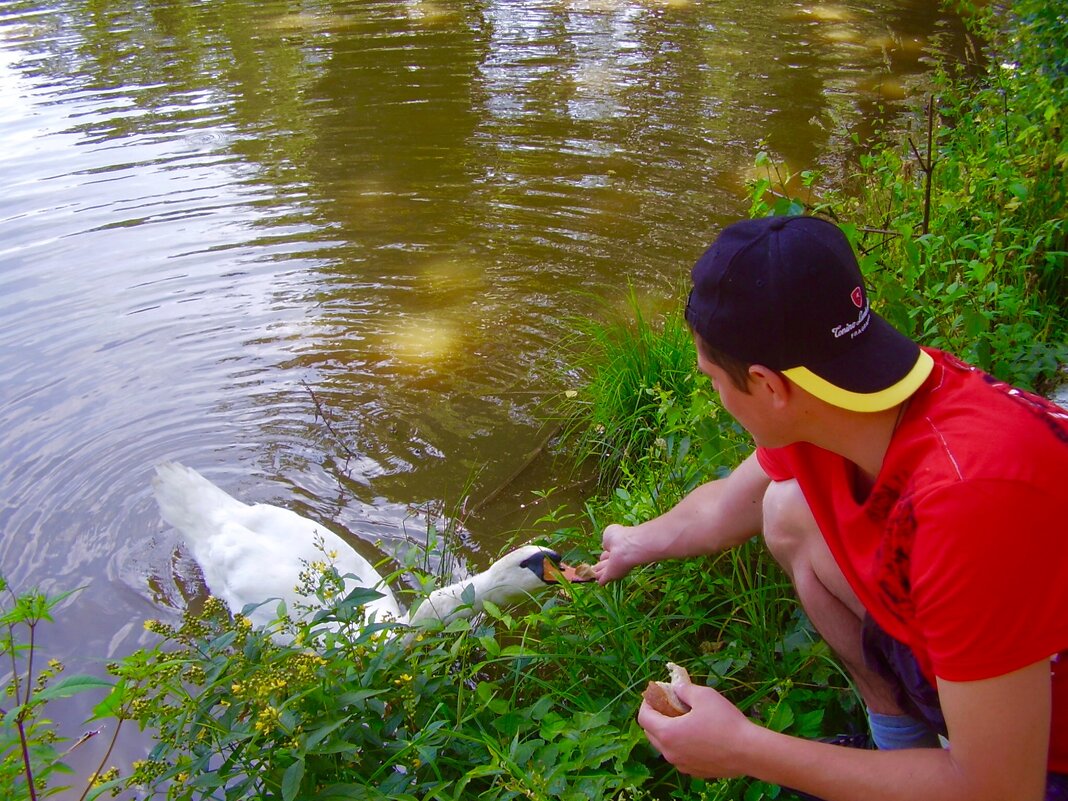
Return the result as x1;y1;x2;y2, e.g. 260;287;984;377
4;2;1065;799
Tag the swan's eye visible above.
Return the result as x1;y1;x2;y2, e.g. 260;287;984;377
519;549;558;573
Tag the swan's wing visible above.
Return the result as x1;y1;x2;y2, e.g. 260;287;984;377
196;515;402;623
193;519;307;621
235;503;341;556
238;504;399;606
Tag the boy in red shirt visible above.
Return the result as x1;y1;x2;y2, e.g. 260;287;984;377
593;215;1068;800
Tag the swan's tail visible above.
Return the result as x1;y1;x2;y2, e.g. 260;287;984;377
152;461;247;541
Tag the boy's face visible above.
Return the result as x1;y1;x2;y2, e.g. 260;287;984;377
695;341;788;449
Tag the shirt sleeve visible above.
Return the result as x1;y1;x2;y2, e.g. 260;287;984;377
756;446;796;482
909;479;1068;682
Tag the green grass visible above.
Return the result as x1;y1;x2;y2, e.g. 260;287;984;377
555;288;703;491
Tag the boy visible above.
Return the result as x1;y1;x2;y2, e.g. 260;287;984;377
594;215;1068;800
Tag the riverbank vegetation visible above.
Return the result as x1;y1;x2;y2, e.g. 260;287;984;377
4;1;1065;799
754;0;1066;393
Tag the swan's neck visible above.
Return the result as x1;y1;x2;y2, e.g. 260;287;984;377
408;570;511;627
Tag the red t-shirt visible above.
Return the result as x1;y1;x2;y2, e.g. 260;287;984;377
757;349;1068;771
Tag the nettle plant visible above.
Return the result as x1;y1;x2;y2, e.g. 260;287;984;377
98;551;655;801
1;579;117;801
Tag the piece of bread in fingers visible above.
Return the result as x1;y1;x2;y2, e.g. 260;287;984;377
642;661;691;717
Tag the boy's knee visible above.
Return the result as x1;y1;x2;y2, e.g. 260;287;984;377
762;481;862;619
761;480;818;571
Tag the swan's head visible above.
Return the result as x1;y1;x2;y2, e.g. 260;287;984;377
487;544;595;592
406;544;595;629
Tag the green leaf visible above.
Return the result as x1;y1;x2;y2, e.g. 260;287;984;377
963;307;992;337
771;197;805;216
305;717;350;750
475;680;499;705
765;702;795;733
2;705;27;726
530;694;554;721
207;630;237;651
91;680;128;720
34;675;112;702
311;740;366;755
282;758;305;801
1007;181;1028;200
499;644;538;658
453;763;505;798
478;634;501;657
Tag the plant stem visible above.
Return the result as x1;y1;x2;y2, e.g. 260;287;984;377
16;716;39;801
302;379;364;468
908;96;937;236
76;719;124;801
4;621;21;707
923;96;936;236
464;422;562;517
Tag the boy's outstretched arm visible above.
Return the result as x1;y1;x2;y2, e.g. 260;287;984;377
594;450;770;584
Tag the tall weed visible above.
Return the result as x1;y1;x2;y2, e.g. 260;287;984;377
750;0;1067;391
557;289;700;489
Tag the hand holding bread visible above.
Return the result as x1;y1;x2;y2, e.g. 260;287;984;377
641;662;692;717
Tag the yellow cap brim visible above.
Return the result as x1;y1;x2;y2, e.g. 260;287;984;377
782;349;934;412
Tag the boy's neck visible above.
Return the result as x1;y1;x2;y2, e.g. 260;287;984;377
806;400;909;487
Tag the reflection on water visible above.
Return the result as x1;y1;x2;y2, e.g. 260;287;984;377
0;0;966;784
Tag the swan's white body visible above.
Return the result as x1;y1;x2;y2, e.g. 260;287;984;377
152;462;576;635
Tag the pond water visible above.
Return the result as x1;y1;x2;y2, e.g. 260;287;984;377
0;0;967;787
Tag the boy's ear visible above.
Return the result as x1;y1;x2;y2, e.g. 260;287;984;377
748;364;791;407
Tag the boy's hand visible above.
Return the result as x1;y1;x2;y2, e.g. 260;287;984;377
638;680;752;780
593;523;643;584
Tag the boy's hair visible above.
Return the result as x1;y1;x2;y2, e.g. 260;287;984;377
691;332;753;393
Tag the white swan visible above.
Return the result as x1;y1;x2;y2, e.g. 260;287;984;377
152;462;589;636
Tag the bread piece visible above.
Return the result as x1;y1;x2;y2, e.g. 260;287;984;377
574;563;597;580
642;681;688;716
642;661;691;717
665;661;690;687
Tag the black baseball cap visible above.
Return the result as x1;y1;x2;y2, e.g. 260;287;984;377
685;215;932;412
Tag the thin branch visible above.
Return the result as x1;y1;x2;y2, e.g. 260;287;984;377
301;380;364;466
24;620;36;708
76;720;123;801
464;423;563;517
905;97;937;238
908;137;924;167
4;621;21;711
923;96;936;236
858;227;902;257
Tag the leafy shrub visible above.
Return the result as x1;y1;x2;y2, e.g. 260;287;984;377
1;580;117;801
101;565;658;801
750;0;1067;392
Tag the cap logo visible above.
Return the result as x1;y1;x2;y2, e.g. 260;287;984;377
850;286;864;308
